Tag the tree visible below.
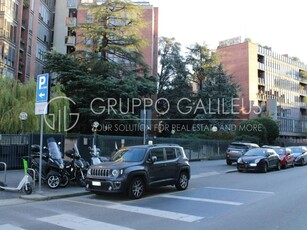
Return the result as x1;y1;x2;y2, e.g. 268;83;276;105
45;1;157;134
185;43;240;128
235;119;268;145
186;42;218;91
253;117;279;144
156;37;194;136
0;77;70;134
76;0;148;77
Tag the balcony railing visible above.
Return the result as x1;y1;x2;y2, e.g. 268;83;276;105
65;36;76;46
66;17;77;27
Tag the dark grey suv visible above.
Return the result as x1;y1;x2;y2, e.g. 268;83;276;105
85;144;190;199
226;142;259;165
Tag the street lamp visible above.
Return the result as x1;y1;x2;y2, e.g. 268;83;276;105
19;112;28;135
92;121;100;154
19;112;27;144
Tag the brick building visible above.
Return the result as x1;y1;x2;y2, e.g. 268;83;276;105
217;37;307;141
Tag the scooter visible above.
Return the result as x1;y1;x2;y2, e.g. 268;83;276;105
64;144;89;187
88;145;109;165
28;137;69;189
0;159;33;195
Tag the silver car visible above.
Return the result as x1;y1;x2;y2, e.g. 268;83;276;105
226;142;259;165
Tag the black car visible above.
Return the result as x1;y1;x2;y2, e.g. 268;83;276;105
288;146;307;166
226;142;259;165
85;144;190;199
237;148;281;173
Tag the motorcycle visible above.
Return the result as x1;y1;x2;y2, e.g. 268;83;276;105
64;144;89;187
28;137;69;189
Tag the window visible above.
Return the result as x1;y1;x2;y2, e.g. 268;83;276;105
165;148;176;160
150;148;164;161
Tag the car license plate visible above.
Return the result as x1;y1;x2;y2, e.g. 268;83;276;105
92;181;101;186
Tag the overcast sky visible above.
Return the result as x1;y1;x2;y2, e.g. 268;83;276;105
148;0;307;64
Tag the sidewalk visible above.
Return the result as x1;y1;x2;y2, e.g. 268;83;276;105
0;160;234;202
0;169;90;201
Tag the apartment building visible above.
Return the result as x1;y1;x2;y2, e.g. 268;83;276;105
217;37;307;141
0;0;157;82
0;0;55;82
53;0;158;77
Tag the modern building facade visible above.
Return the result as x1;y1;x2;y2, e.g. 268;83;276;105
217;37;307;141
53;0;158;77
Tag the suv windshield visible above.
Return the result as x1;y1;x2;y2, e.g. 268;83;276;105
111;147;146;162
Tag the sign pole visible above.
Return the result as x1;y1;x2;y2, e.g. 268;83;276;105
38;115;44;193
35;73;50;193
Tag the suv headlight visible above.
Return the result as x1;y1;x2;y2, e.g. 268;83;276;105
87;168;91;175
237;158;242;163
111;169;120;178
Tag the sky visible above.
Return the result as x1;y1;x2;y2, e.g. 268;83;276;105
148;0;307;64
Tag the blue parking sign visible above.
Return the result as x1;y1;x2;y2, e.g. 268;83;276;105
36;74;49;102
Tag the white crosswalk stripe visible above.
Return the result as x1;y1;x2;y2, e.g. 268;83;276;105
37;214;135;230
0;224;27;230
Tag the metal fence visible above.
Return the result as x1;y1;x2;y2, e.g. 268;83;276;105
91;135;232;161
0;133;64;169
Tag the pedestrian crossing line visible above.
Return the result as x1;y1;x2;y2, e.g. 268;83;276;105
64;199;203;222
0;224;26;230
109;204;203;222
160;194;243;206
37;214;134;230
205;187;275;194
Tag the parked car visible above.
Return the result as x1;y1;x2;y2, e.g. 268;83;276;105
273;147;295;168
85;144;190;199
288;146;307;166
263;146;295;169
226;142;259;165
237;148;281;173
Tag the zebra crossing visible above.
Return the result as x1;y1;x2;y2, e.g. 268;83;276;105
0;187;274;230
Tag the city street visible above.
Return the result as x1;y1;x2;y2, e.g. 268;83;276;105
1;161;307;229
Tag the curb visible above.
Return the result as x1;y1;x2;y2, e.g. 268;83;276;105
20;191;91;201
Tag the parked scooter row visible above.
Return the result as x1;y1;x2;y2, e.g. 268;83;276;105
27;138;108;189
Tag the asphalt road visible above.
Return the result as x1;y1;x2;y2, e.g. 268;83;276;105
1;161;307;229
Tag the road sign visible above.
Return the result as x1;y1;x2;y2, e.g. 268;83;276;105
36;74;49;102
35;74;50;115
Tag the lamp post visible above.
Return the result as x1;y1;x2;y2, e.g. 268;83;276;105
92;121;100;153
19;112;27;144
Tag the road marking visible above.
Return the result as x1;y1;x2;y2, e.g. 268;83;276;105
0;224;26;230
160;194;243;206
109;203;203;222
206;187;275;194
38;214;134;230
191;171;220;179
64;199;203;222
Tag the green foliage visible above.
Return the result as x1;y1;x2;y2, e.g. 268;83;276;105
0;77;70;134
253;117;279;144
76;0;148;76
235;119;268;145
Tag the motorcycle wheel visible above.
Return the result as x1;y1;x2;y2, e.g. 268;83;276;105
23;183;32;195
60;174;69;187
47;175;61;189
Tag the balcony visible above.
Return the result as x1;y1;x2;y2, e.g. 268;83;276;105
258;77;265;85
67;0;78;8
65;36;76;46
66;17;77;27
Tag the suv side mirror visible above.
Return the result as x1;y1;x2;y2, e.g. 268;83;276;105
151;156;157;163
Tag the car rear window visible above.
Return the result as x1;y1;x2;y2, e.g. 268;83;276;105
229;144;249;150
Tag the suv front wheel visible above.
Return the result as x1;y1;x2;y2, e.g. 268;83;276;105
128;177;145;199
175;171;189;190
